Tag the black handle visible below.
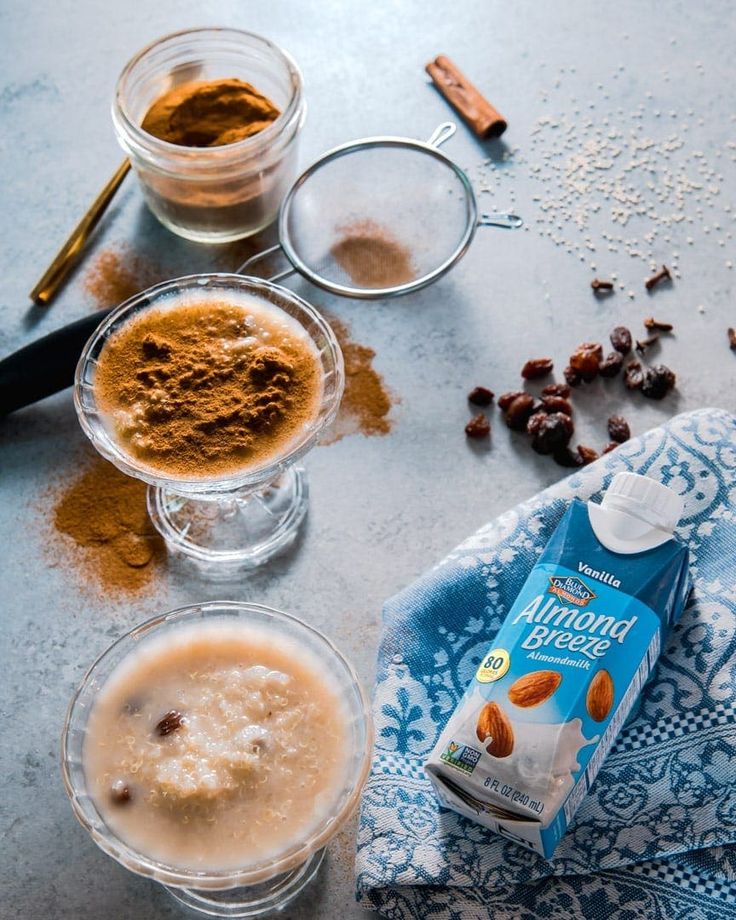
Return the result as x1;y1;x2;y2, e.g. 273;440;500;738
0;308;114;415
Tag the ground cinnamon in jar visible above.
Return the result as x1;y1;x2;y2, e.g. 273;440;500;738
330;220;416;289
93;295;323;478
141;78;280;147
52;453;165;593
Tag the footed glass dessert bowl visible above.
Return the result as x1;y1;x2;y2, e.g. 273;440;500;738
61;601;372;917
74;273;344;570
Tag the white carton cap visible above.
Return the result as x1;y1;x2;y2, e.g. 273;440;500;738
602;472;684;533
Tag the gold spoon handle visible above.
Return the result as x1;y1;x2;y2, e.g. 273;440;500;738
30;158;132;306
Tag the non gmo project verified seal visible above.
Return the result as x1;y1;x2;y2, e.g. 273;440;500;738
440;740;482;775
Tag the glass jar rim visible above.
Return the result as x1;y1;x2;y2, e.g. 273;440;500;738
61;600;373;888
73;272;345;494
113;27;305;165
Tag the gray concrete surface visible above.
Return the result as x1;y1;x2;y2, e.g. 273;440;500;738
0;1;733;918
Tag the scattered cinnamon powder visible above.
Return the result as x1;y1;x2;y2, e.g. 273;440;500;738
84;246;160;309
322;314;394;443
330;220;416;288
51;453;165;593
94;297;322;478
82;241;249;312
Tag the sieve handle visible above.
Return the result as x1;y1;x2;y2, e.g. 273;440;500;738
237;244;296;283
478;213;524;229
426;122;457;148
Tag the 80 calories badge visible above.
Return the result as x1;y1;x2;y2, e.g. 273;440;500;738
475;647;510;683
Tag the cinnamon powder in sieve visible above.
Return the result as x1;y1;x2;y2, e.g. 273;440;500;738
93;298;323;478
52;454;165;593
330;220;415;288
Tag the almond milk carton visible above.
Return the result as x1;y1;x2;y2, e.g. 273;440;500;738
426;473;691;858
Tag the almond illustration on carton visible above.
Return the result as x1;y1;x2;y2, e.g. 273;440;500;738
475;702;514;758
507;670;562;707
587;669;614;722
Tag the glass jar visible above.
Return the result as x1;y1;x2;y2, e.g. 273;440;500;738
112;28;306;243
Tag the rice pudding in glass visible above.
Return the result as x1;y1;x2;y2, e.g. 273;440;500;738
62;601;372;917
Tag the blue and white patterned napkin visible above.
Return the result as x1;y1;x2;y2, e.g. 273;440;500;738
356;408;736;920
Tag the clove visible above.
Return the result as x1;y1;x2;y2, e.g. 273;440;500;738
636;334;660;352
645;265;671;291
644;317;673;332
591;278;614;292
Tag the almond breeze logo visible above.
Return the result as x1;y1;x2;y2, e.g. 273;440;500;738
548;575;596;607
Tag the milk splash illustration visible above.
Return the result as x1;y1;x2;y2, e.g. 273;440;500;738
494;718;597;819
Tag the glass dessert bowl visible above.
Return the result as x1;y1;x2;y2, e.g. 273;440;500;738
61;601;372;917
74;273;344;569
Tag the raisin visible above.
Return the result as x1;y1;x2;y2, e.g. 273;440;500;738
505;394;536;430
607;415;630;443
529;412;574;454
610;326;632;354
110;780;132;805
468;386;494;407
564;365;582;388
636;334;660;352
641;364;676;399
729;327;736;350
569;342;603;382
540;395;573;415
580;341;603;360
521;358;554;380
577;445;599;465
644;317;673;332
526;411;547;437
553;447;584;468
156;710;185;737
624;361;645;390
599;352;624;378
602;441;619;454
542;382;571;398
465;414;491;438
498;390;526;411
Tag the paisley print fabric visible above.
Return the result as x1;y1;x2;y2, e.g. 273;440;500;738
356;409;736;919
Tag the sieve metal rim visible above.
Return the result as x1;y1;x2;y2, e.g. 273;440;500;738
277;133;479;300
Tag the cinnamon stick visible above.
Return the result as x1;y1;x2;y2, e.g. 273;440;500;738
425;55;507;139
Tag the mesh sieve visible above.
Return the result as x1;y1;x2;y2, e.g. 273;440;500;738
238;123;522;299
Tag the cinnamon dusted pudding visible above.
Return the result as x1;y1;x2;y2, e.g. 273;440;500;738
82;619;350;871
92;291;323;479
